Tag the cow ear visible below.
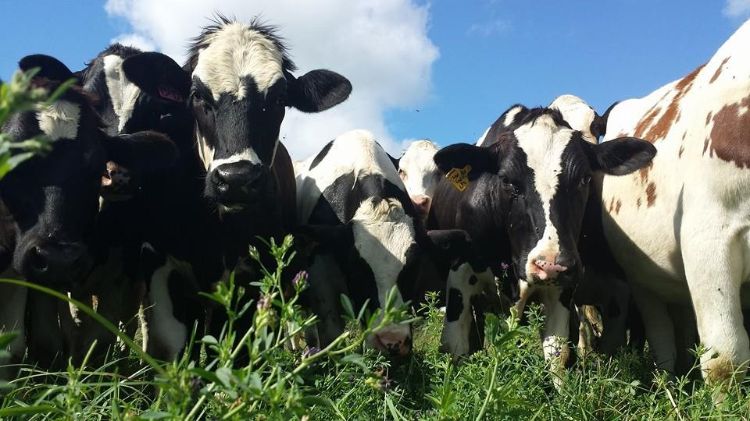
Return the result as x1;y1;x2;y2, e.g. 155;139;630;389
388;153;400;171
286;69;352;113
294;223;353;254
434;143;498;180
586;137;656;176
19;54;74;81
122;52;190;104
426;229;473;262
105;130;178;174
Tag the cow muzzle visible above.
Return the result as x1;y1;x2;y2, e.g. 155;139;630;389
209;162;266;212
21;240;92;287
369;324;412;357
526;254;578;287
101;161;136;202
411;195;432;220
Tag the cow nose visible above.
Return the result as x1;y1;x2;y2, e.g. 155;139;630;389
26;241;88;285
373;330;412;357
212;162;263;205
411;195;431;217
531;258;569;281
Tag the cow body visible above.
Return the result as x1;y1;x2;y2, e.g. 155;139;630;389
600;21;750;382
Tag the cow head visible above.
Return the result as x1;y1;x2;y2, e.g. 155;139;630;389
299;198;476;357
79;45;193;201
0;54;177;288
185;17;351;213
434;106;655;289
397;140;440;220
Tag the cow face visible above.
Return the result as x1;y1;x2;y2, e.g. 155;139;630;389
434;107;655;288
397;140;440;220
0;55;177;288
81;46;193;201
185;18;351;213
300;200;475;356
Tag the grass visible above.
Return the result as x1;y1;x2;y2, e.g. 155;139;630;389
1;238;750;420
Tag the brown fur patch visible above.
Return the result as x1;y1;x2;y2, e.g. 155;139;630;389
608;197;615;213
633;106;662;139
614;200;622;215
709;95;750;168
709;56;730;84
636;197;642;208
646;182;657;207
638;161;653;184
706;111;713;126
703;137;710;155
678;145;685;158
639;64;706;142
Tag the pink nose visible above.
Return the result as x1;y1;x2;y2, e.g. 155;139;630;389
373;331;412;356
411;195;431;217
531;259;568;281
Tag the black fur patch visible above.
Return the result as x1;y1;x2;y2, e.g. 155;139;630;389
446;287;463;322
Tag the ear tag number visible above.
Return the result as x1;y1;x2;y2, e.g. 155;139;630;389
446;165;472;192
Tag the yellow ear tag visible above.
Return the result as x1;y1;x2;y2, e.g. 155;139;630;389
445;165;472;192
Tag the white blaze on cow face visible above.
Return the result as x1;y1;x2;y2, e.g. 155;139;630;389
398;140;439;216
207;147;262;172
37;100;81;141
549;94;598;144
102;54;142;133
513;114;575;284
192;23;284;101
351;197;414;350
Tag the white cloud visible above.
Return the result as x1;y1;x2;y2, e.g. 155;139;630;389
104;0;439;159
724;0;750;18
110;33;156;52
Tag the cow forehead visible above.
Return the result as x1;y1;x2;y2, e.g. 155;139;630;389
513;114;575;181
37;100;81;141
102;54;141;133
192;23;284;100
401;140;438;170
549;94;597;144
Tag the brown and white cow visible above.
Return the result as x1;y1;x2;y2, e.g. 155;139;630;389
599;20;750;383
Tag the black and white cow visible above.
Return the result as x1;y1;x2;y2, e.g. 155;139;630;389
296;130;495;356
74;44;225;361
0;55;176;372
429;106;655;382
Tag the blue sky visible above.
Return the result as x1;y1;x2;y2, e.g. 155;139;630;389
1;1;747;155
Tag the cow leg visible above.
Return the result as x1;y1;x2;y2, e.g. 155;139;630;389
539;287;570;388
631;285;676;372
440;264;491;357
576;305;601;356
514;280;535;319
0;284;27;379
682;237;749;385
304;253;347;348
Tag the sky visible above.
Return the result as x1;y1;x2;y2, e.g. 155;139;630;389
1;1;749;159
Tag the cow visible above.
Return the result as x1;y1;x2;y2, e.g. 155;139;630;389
429;105;655;384
0;54;176;374
71;44;225;361
598;20;750;384
104;17;352;358
295;130;496;357
395;140;440;220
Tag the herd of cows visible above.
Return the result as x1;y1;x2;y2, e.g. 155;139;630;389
1;16;749;389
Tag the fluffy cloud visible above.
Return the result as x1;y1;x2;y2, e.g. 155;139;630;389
724;0;750;18
105;0;438;159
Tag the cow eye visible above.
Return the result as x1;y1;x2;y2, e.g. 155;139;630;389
579;175;591;188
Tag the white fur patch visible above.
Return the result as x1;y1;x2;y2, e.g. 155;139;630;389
37;100;81;140
192;22;284;100
351;197;415;310
514;114;574;280
440;263;493;356
103;54;142;132
147;258;188;361
398;139;439;199
503;105;525;127
208;147;262;172
295;129;406;224
549;94;598;144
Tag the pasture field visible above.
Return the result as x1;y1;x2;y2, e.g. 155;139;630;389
1;237;749;420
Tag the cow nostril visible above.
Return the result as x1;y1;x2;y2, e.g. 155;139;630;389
29;246;49;272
